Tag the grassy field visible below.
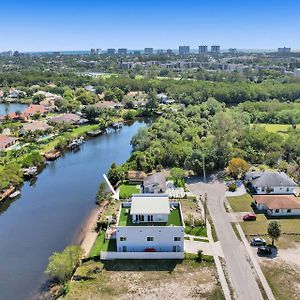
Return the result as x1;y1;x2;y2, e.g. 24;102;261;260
261;261;300;300
185;226;207;237
255;123;300;136
227;194;254;212
119;183;140;199
89;232;117;257
62;259;224;300
240;213;300;248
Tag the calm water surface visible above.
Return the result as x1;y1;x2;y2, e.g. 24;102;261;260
0;103;29;115
0;121;145;300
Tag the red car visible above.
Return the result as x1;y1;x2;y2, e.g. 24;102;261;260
243;213;256;221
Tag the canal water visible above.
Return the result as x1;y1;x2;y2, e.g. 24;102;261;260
0;121;146;300
0;102;29;115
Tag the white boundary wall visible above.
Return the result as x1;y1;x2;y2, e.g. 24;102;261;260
101;251;184;260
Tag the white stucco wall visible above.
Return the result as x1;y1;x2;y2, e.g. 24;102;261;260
101;251;184;260
267;208;300;217
131;213;168;223
116;225;184;252
254;186;295;195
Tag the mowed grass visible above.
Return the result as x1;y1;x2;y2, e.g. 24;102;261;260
185;226;208;237
241;214;300;235
227;193;254;212
119;183;140;199
89;232;117;257
255;123;300;136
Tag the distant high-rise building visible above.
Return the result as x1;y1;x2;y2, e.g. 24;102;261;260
133;50;141;55
144;48;154;55
179;46;190;55
157;49;164;54
90;48;100;55
229;48;237;54
118;48;128;55
199;45;208;54
278;47;291;54
166;49;173;55
0;51;13;57
107;48;116;55
211;45;220;53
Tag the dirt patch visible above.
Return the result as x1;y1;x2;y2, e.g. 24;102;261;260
260;259;300;300
62;260;224;300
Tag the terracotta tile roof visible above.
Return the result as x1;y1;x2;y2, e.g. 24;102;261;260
0;135;18;151
253;195;300;209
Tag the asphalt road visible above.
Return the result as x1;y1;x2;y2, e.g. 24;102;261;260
187;179;263;300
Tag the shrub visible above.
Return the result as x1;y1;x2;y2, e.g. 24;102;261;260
228;183;237;192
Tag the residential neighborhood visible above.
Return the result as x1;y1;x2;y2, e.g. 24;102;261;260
1;1;300;299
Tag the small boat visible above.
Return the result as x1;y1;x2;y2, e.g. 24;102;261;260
87;129;103;137
9;190;21;199
23;166;38;177
111;122;123;129
44;150;61;161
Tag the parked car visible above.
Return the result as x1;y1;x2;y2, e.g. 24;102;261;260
250;237;266;246
257;246;272;255
243;213;256;221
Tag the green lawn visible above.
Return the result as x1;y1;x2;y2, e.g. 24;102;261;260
227;193;254;212
255;123;300;136
241;214;300;237
89;231;106;257
89;231;117;257
119;183;140;199
185;226;208;237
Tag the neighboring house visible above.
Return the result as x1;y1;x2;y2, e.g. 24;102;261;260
84;85;96;93
48;113;88;125
253;195;300;217
115;194;184;258
143;173;167;194
93;101;117;110
20;121;52;134
157;93;169;103
22;104;46;119
0;135;18;151
7;89;26;99
127;170;147;183
245;171;297;195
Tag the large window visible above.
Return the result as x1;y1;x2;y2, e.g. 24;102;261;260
287;209;291;213
147;237;154;242
120;237;126;241
147;215;153;222
138;215;144;222
174;237;181;241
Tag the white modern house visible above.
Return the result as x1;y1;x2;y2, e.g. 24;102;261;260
101;194;184;259
253;195;300;217
245;171;297;195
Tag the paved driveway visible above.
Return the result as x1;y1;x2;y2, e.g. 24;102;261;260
187;179;263;300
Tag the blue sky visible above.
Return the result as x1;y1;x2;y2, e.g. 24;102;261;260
0;0;299;51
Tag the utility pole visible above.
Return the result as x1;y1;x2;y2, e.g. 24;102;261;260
204;193;207;226
202;153;206;183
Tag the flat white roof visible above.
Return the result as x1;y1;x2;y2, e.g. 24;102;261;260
130;194;170;215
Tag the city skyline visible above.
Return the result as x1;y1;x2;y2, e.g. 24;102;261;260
1;0;300;52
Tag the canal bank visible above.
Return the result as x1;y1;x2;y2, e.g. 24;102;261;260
0;102;29;115
0;121;146;300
